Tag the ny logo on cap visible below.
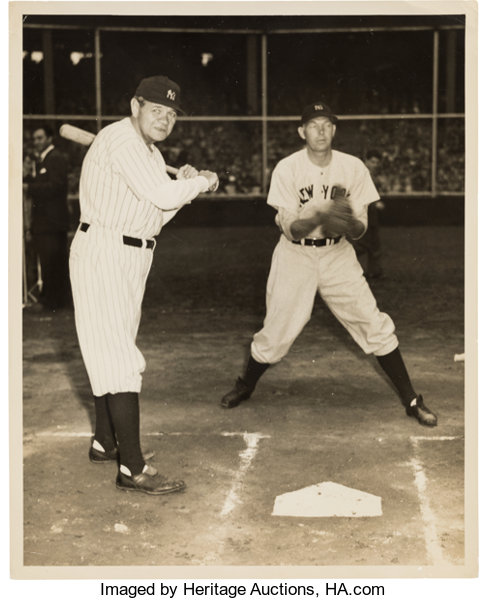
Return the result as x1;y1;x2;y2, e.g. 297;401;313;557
314;104;324;111
167;90;176;101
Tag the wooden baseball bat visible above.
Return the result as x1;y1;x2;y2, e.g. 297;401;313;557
59;123;178;175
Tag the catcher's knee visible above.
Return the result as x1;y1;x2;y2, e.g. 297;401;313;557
251;341;288;365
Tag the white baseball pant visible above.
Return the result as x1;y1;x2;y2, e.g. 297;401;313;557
251;236;398;364
69;224;154;396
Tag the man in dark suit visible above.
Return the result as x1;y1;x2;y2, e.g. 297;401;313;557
23;125;71;310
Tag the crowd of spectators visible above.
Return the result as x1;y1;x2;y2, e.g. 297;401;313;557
160;118;464;195
160;122;263;194
23;117;465;207
161;117;464;195
436;119;465;192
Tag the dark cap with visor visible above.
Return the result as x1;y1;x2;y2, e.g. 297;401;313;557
135;75;185;115
301;102;338;125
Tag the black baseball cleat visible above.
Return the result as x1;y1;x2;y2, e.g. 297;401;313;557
405;395;438;427
116;467;186;496
89;438;155;463
89;439;118;463
220;377;253;408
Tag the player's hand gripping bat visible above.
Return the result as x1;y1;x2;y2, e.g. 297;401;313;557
59;123;219;190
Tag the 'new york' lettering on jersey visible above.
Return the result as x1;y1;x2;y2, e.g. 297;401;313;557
268;148;380;240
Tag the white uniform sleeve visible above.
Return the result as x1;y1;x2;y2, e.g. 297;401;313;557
349;204;369;240
112;142;209;211
344;161;378;239
275;208;300;241
159;207;182;227
349;161;380;211
267;161;300;212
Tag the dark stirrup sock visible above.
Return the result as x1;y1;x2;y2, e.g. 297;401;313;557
106;392;145;475
93;394;116;451
375;347;417;406
243;355;270;389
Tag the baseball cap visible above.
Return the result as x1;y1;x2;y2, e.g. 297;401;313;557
301;102;338;125
135;75;185;115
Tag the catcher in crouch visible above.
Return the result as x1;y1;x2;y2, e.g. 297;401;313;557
220;101;437;427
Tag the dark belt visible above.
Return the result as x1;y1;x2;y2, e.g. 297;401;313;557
292;236;341;247
79;222;155;250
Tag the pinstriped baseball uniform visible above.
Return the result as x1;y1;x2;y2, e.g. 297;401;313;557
250;148;398;364
70;117;209;396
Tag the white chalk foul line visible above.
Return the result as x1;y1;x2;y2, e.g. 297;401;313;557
411;435;459;442
34;431;91;438
220;432;268;517
31;428;268;522
33;430;271;439
409;435;461;565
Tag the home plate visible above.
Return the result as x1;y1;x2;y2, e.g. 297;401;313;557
272;481;382;517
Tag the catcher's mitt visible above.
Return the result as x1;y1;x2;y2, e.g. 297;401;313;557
317;187;354;236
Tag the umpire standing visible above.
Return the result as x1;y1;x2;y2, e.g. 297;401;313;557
69;75;219;496
23;125;71;310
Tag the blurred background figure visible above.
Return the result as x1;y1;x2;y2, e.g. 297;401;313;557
23;125;71;311
353;149;386;279
22;152;38;300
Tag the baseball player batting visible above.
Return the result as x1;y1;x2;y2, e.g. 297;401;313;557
220;101;437;428
70;75;219;495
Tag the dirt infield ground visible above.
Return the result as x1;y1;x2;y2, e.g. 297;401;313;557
20;225;467;574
